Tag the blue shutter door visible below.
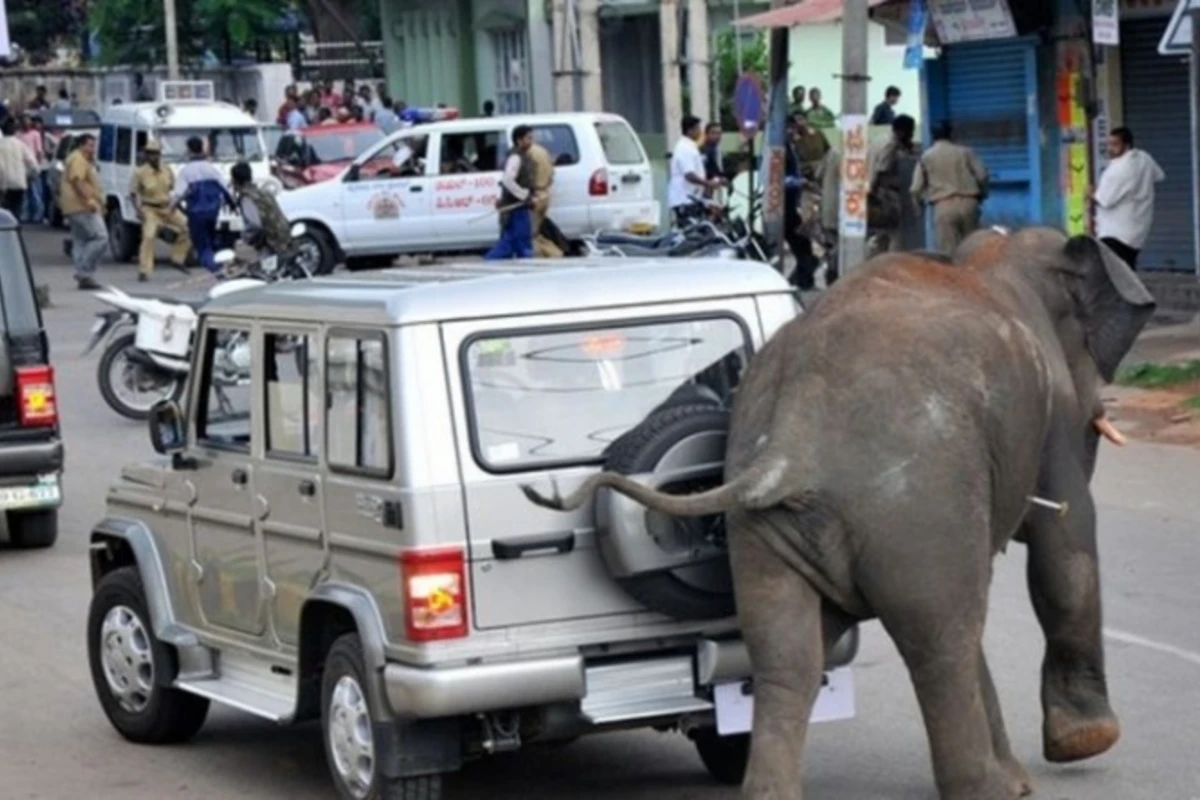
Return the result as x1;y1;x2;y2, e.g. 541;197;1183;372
1120;18;1195;271
925;38;1040;229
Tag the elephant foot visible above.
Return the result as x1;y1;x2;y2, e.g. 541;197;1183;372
1043;705;1121;763
1000;758;1034;797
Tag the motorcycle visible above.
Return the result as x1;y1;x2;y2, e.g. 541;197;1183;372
86;223;310;421
583;196;772;265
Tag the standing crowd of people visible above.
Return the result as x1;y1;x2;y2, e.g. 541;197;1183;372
276;80;411;135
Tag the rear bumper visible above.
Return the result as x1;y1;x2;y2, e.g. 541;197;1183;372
383;628;858;719
0;437;63;479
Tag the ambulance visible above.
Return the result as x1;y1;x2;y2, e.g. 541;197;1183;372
96;81;281;263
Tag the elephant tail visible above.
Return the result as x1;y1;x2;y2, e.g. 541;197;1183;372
520;452;790;518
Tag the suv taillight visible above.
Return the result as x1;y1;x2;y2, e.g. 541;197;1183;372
588;168;609;196
16;365;57;427
399;547;468;641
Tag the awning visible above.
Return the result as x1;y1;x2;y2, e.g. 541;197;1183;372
735;0;890;29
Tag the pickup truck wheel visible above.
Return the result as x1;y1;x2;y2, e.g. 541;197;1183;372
107;208;139;263
322;633;443;800
7;508;57;548
692;727;750;785
599;402;736;621
87;566;210;743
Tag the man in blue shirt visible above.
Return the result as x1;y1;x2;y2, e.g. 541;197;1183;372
171;137;233;271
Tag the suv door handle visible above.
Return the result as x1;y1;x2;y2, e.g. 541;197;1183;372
231;468;248;486
491;532;576;560
298;480;316;497
409;185;423;193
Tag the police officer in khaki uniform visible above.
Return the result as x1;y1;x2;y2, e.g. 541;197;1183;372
911;121;989;254
527;139;562;258
130;139;191;280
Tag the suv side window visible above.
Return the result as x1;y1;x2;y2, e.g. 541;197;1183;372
115;127;133;165
326;331;391;476
264;332;318;459
195;325;253;451
98;124;116;162
439;131;502;174
533;125;580;167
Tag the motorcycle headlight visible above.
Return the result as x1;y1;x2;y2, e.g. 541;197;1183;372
260;177;283;196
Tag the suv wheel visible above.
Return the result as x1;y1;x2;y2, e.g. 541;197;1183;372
87;567;210;743
296;227;337;275
692;727;750;785
598;402;736;620
322;634;443;800
7;508;57;548
107;208;139;263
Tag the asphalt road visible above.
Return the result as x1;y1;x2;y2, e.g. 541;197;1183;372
2;227;1199;800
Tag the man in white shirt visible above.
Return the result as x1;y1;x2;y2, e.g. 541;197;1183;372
0;117;39;218
1092;127;1164;270
668;115;720;226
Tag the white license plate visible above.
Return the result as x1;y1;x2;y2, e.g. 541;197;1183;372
713;667;855;736
261;255;279;274
0;475;60;511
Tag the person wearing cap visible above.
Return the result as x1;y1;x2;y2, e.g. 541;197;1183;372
130;139;191;281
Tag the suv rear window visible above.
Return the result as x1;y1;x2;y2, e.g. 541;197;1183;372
464;317;749;471
594;121;645;166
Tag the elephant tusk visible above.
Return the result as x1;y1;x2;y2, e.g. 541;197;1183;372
1028;495;1070;517
1094;415;1127;446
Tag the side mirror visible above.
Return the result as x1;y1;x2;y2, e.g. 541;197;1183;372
290;222;307;237
214;249;236;266
345;163;360;183
149;400;186;455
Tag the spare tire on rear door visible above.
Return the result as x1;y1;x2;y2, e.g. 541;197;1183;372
596;400;736;621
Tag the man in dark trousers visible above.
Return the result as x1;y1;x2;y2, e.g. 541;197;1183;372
784;114;820;290
171;137;234;272
486;125;536;260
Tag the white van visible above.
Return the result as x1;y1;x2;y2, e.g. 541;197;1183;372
276;112;659;273
96;81;280;263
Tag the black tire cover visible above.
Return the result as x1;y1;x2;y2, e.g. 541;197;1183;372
597;401;736;621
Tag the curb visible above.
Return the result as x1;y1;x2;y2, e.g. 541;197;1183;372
1143;274;1200;314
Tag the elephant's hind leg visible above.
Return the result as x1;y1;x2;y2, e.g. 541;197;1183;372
729;518;825;800
979;646;1034;797
871;553;1018;800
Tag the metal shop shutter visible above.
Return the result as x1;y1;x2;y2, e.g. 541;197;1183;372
1120;18;1195;271
925;38;1041;228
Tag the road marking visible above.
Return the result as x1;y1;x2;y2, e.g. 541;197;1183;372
1104;627;1200;668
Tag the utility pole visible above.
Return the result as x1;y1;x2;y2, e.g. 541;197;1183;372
686;0;711;124
579;0;603;111
1191;8;1200;277
838;0;870;272
164;0;181;79
661;0;683;144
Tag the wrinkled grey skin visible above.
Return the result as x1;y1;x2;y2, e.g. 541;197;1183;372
524;228;1155;799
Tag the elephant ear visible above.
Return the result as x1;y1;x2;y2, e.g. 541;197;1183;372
1063;236;1156;383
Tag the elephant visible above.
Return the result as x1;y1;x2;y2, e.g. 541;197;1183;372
522;227;1155;799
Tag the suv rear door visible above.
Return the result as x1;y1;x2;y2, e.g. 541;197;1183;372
441;299;759;630
591;117;655;226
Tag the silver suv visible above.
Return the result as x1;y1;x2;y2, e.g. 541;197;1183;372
86;258;858;799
